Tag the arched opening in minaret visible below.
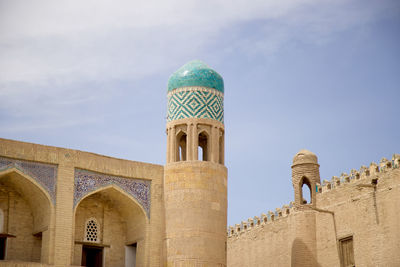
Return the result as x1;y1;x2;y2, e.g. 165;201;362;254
177;132;187;161
300;177;312;204
219;132;224;164
198;132;209;161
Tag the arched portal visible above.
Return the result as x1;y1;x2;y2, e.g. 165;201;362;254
73;185;148;267
0;168;53;263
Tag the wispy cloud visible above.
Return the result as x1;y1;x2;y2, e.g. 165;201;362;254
0;0;397;132
1;0;395;84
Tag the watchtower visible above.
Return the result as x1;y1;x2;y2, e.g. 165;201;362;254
164;60;227;266
291;149;321;266
292;149;321;207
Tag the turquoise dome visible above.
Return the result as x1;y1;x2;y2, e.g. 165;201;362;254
167;60;224;93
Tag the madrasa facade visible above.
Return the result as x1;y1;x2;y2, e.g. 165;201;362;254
0;60;399;267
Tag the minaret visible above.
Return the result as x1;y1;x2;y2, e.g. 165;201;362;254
164;60;227;266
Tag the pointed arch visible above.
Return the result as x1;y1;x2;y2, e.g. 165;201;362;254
176;129;187;161
73;184;148;223
0;168;53;263
73;184;148;266
198;130;210;161
0;168;53;231
0;168;53;208
299;176;312;204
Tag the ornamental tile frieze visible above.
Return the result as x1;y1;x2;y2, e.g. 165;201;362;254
0;157;57;204
74;169;151;218
167;87;224;123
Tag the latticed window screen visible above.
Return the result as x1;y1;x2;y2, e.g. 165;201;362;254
84;218;99;242
339;236;355;267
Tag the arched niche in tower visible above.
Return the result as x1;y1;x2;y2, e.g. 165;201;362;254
198;131;209;161
219;130;224;164
300;176;312;204
176;130;187;162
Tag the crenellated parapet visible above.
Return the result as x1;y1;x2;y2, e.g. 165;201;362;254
227;202;295;237
227;153;400;238
319;154;399;193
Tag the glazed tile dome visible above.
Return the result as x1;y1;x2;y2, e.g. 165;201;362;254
167;60;224;93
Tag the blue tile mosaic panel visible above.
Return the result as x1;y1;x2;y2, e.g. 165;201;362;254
0;157;57;204
167;87;224;123
74;169;151;218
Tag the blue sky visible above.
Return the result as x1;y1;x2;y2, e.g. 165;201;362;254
0;0;399;226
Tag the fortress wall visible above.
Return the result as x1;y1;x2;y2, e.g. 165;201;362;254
227;155;400;267
227;206;296;267
316;161;400;267
227;208;323;267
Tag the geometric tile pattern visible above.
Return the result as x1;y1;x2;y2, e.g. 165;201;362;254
167;87;224;123
0;156;58;204
74;169;151;218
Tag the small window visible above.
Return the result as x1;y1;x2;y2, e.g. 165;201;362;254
84;218;99;243
339;236;355;267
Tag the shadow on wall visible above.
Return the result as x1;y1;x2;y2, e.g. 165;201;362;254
291;238;320;267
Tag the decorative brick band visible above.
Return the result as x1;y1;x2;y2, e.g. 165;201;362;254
167;87;224;123
74;169;151;218
0;157;57;204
